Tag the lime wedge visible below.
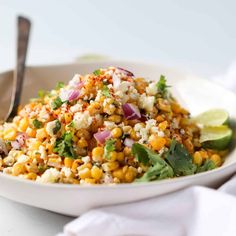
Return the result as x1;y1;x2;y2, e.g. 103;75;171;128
200;126;232;150
194;109;229;126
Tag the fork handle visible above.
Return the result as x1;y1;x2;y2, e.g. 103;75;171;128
6;16;31;121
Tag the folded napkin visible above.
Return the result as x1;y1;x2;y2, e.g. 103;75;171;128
58;61;236;236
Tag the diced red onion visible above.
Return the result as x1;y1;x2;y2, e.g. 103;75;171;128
117;67;134;77
60;89;80;102
94;130;111;144
122;103;141;120
11;141;21;150
11;133;28;150
112;73;121;89
16;133;27;146
68;90;80;102
124;138;134;147
70;81;84;89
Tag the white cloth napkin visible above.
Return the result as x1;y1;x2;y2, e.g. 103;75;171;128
58;62;236;236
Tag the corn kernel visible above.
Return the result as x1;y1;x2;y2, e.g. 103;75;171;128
3;128;17;141
111;127;122;138
12;163;26;176
46;143;53;154
124;167;137;183
65;113;72;124
130;129;139;140
124;147;131;156
64;157;73;168
84;178;96;184
112;168;124;180
156;115;164;122
193;151;203;166
77;138;88;148
18;117;29;132
26;127;36;138
109;151;117;161
25;172;37;180
29;140;41;151
77;163;92;171
78;167;91;179
107;115;122;123
116;152;125;162
210;154;222;167
91;166;103;180
92;147;104;162
158;121;168;131
25;162;38;173
183;138;194;153
102;161;119;172
36;128;47;141
149;135;166;151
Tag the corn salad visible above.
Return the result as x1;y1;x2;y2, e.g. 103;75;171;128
0;67;227;184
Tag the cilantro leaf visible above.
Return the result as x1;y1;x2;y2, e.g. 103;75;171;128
52;120;61;134
156;75;170;97
196;159;216;173
55;82;65;90
165;140;197;176
53;132;75;158
93;69;102;76
51;97;63;110
132;143;150;165
136;160;174;182
32;119;43;129
104;139;115;159
102;85;110;97
132;143;174;182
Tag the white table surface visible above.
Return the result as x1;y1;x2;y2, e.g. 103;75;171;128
0;0;236;235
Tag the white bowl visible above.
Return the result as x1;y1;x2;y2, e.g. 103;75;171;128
0;60;236;216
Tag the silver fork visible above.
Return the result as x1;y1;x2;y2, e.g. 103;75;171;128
4;16;31;122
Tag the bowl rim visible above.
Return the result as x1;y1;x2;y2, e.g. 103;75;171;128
0;60;235;190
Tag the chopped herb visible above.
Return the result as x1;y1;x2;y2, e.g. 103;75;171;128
196;159;216;173
51;97;63;110
38;90;47;98
102;85;110;97
93;69;102;76
104;139;115;159
68;121;75;128
52;120;61;134
32;119;43;129
165;140;197;176
156;75;170;97
132;143;174;182
53;132;75;158
55;82;65;90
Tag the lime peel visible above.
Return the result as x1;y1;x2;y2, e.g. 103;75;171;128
194;109;229;127
200;125;232;150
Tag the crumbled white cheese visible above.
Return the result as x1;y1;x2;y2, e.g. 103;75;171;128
61;167;72;178
138;94;155;112
95;90;103;102
73;111;93;129
17;154;29;163
82;156;90;164
118;81;133;93
104;121;116;129
70;103;83;113
39;145;47;160
46;120;60;137
146;82;158;96
36;168;60;183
